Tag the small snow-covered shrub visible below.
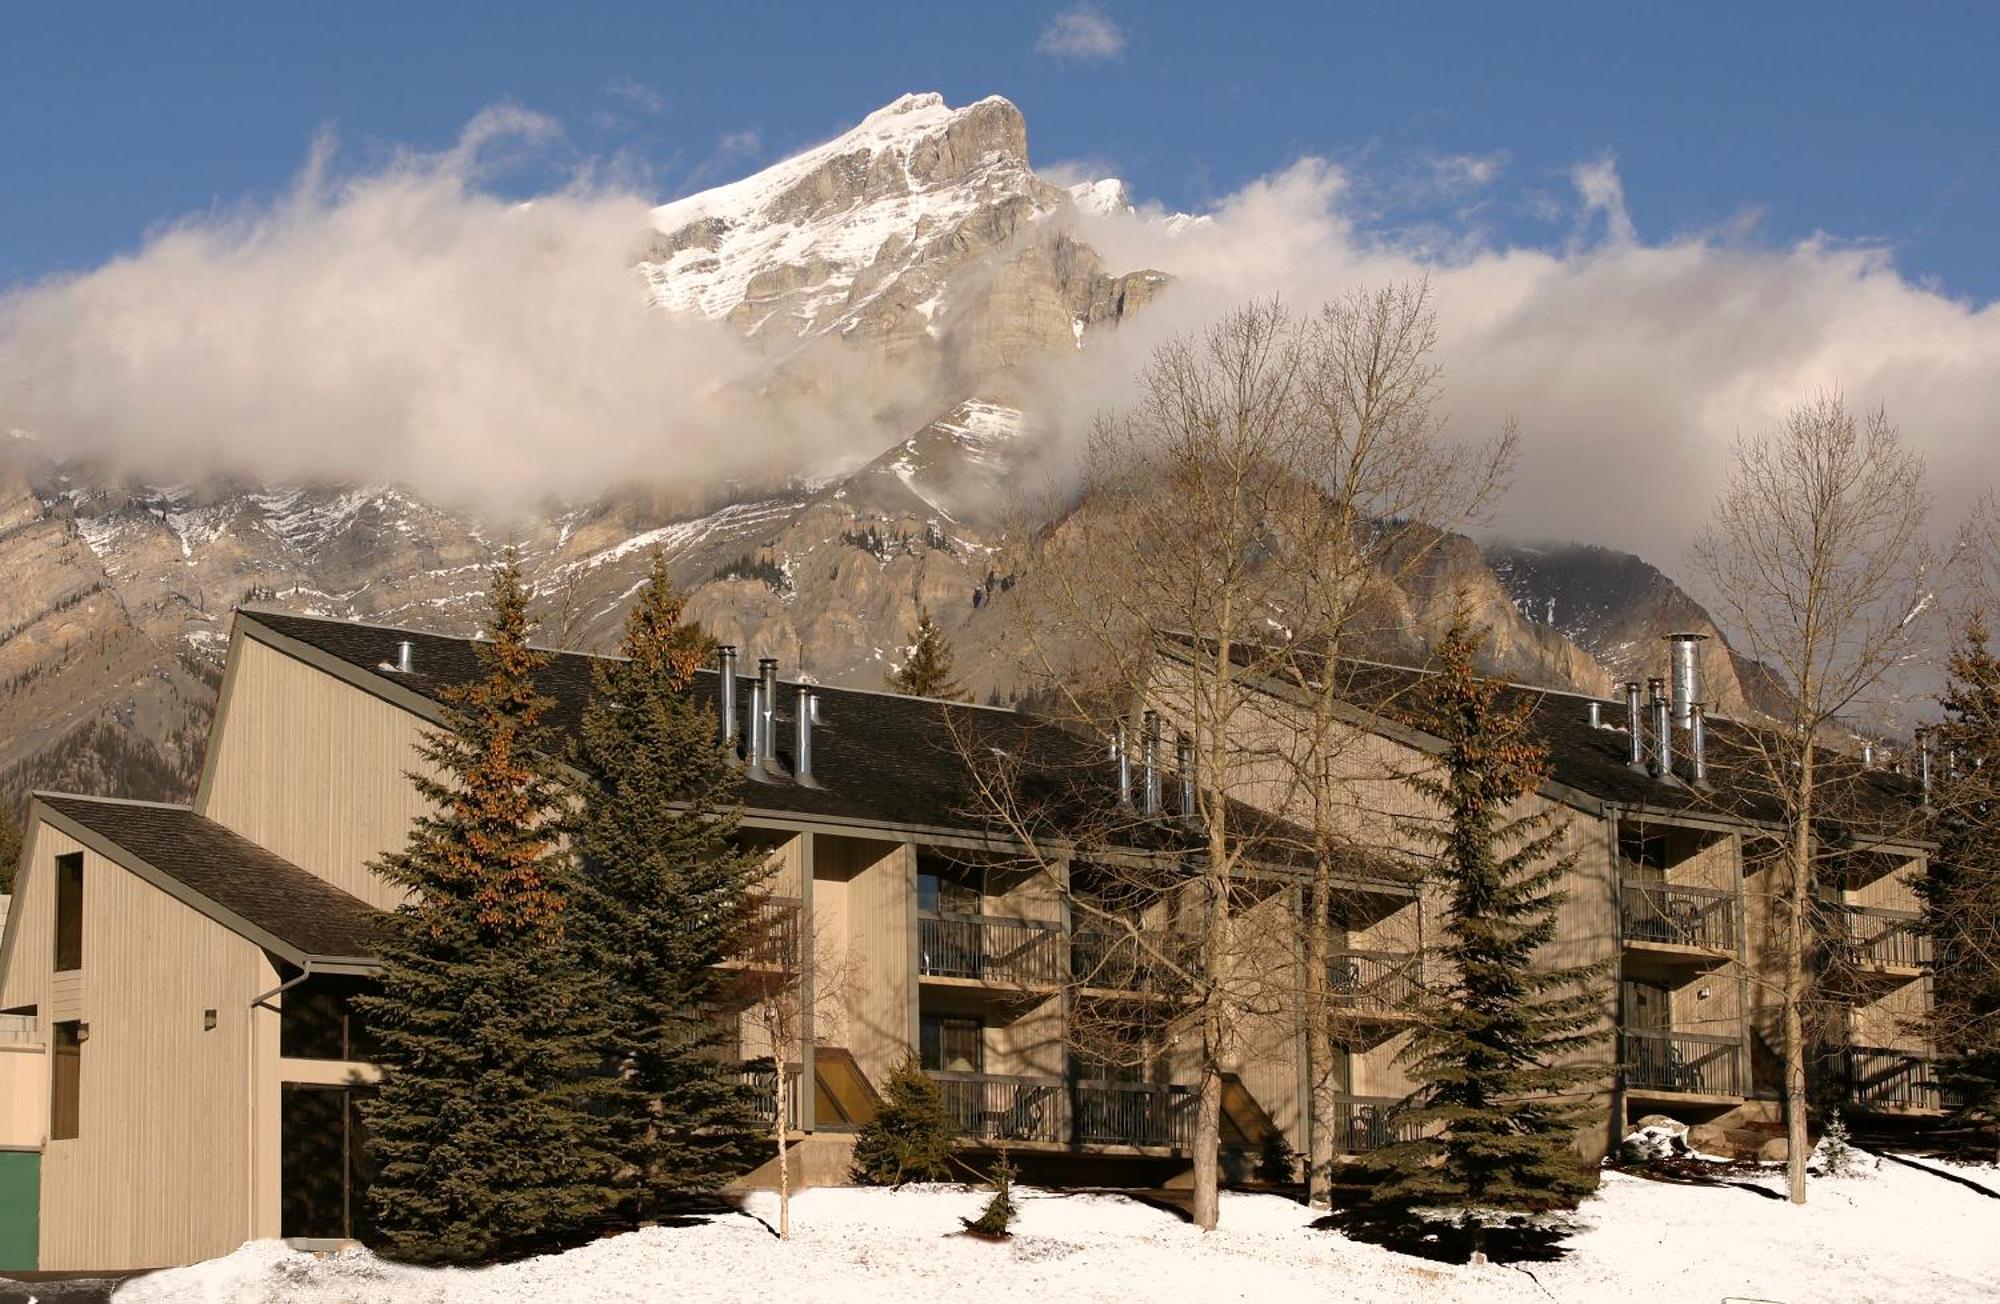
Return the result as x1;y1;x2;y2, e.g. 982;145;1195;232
960;1155;1017;1238
1816;1112;1860;1177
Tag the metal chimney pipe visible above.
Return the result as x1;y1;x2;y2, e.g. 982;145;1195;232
394;639;415;674
1588;701;1603;730
1177;731;1198;824
1689;703;1709;786
1649;679;1673;780
1666;632;1707;730
1919;728;1934;806
1141;710;1162;817
1624;682;1645;770
1113;723;1134;808
794;686;819;788
746;680;766;778
1861;740;1875;768
717;646;739;747
757;658;779;770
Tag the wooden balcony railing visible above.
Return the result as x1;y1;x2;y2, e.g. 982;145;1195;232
735;895;802;970
1828;907;1930;971
1827;1047;1958;1112
1328;950;1423;1015
1331;1095;1428;1154
736;1061;804;1130
929;1071;1068;1144
1069;928;1201;994
919;913;1065;986
1071;1079;1198;1149
1620;881;1738;951
1622;1027;1743;1096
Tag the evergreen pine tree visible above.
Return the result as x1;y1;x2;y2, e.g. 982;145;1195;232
851;1055;960;1184
571;551;768;1215
960;1153;1017;1237
357;552;617;1264
1920;618;2000;1153
888;609;967;701
1352;607;1607;1254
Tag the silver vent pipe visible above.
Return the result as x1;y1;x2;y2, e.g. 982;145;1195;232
1141;710;1163;817
1113;723;1133;807
1666;632;1707;729
1177;731;1197;824
718;646;739;748
1689;703;1709;786
1919;728;1934;806
794;686;820;788
1649;678;1674;781
1624;682;1645;769
746;680;766;778
1588;701;1603;730
757;658;779;770
1861;740;1874;768
394;639;415;674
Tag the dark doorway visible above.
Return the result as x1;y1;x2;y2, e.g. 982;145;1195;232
280;1084;374;1242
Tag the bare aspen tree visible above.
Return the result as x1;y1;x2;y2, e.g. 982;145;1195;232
1261;284;1514;1204
1691;393;1932;1205
978;300;1314;1231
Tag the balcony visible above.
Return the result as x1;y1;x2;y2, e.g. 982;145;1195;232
930;1071;1068;1144
1826;1047;1958;1113
1072;1079;1197;1149
736;1060;804;1131
1620;882;1738;955
1329;949;1424;1017
1330;1095;1428;1154
1069;928;1201;996
919;913;1065;988
1827;907;1930;977
928;1072;1205;1150
1622;1027;1744;1098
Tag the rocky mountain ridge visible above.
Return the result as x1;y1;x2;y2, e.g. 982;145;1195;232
0;91;1756;808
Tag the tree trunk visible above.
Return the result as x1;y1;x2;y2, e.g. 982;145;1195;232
1192;1063;1222;1231
776;1054;792;1239
1784;797;1814;1206
1306;863;1337;1206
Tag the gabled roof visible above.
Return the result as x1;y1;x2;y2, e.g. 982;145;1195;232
34;794;386;966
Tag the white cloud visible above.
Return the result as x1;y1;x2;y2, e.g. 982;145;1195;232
1037;3;1126;62
604;77;664;115
715;129;762;159
1050;157;2000;571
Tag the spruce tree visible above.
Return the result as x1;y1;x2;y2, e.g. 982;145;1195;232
358;552;617;1264
1352;608;1606;1254
888;609;967;701
571;551;768;1214
851;1056;960;1184
1921;618;2000;1154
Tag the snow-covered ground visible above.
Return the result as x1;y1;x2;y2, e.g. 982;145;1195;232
113;1156;2000;1304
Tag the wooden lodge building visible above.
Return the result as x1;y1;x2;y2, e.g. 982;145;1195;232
0;609;1944;1270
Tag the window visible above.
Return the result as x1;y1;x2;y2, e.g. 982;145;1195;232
919;1014;983;1073
281;1084;374;1241
917;857;982;916
279;976;380;1062
1618;828;1668;881
50;1021;80;1140
53;853;82;972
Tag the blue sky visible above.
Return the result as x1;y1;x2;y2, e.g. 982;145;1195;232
3;1;1995;300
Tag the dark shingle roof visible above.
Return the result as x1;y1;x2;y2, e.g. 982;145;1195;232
37;794;386;961
242;609;1116;836
1224;647;1930;842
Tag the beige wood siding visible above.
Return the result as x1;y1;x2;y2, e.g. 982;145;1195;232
199;635;433;911
34;849;262;1270
817;835;911;1088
